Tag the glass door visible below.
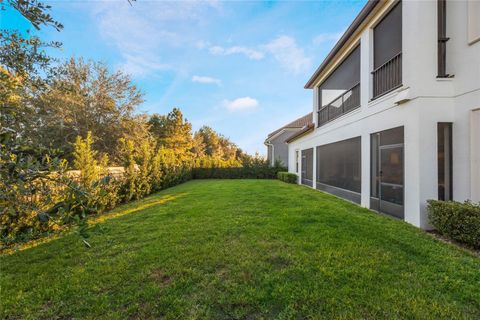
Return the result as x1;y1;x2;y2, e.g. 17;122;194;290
379;144;404;218
301;148;313;187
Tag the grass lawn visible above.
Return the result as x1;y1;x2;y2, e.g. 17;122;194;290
1;180;479;319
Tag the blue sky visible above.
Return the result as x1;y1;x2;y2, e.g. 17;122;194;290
2;0;366;155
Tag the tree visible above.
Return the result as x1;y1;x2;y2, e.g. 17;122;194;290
148;108;193;160
30;58;146;161
193;126;240;162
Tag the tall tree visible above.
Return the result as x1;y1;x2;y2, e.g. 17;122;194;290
30;58;146;160
148;108;193;160
194;126;239;161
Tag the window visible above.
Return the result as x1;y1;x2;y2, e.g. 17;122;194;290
468;1;480;44
317;45;361;127
437;0;450;78
372;2;402;98
295;150;299;173
316;137;361;193
438;123;453;200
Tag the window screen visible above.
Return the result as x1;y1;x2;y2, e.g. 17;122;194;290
438;123;453;200
319;45;361;108
316;137;361;193
374;2;402;69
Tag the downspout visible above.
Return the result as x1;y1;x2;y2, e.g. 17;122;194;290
264;141;275;166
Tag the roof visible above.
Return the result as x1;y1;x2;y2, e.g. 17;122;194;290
266;112;313;140
304;0;381;89
285;123;315;143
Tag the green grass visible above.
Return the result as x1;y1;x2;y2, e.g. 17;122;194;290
1;180;479;319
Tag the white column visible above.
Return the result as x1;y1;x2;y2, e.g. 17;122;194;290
312;87;319;128
361;132;370;207
312;146;317;189
403;115;422;228
360;29;372;108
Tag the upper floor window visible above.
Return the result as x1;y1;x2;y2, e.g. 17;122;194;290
317;44;361;127
372;1;402;99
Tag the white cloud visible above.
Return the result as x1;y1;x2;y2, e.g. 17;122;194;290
313;31;344;45
209;45;264;60
91;1;221;77
263;35;311;74
223;97;259;111
192;75;222;85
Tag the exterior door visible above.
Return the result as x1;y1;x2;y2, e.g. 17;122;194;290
370;126;404;219
301;148;313;187
379;144;404;218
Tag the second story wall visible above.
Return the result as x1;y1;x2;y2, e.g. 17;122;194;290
310;0;480;133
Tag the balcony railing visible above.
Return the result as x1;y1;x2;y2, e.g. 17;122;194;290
317;83;360;127
372;52;402;99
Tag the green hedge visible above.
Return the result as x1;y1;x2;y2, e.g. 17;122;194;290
192;165;285;179
427;200;480;249
277;171;297;184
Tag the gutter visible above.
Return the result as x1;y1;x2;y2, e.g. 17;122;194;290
285;124;315;143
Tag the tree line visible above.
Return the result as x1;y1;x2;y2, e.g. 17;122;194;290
1;1;284;247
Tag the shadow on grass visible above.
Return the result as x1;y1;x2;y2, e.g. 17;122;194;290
2;192;188;255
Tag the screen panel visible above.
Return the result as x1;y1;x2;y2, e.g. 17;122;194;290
374;2;402;69
316;137;361;193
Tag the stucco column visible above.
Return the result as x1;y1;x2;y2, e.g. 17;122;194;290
312;146;317;189
361;132;370;208
360;29;371;108
403;112;422;228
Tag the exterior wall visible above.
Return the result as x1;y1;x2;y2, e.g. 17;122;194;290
266;145;273;165
270;130;296;167
289;0;480;229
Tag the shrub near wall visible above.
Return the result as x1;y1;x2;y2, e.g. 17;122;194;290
427;200;480;249
277;172;298;184
192;165;285;179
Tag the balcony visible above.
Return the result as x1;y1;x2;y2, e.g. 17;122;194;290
372;52;402;99
318;83;360;126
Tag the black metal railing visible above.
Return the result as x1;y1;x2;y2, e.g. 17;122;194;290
372;52;402;99
317;83;360;127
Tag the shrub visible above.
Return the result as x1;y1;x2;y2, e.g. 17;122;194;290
192;159;285;179
118;138;139;202
277;172;297;184
72;132;119;214
427;200;480;248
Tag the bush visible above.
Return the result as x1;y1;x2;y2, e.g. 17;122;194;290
192;160;285;179
277;172;297;184
427;200;480;248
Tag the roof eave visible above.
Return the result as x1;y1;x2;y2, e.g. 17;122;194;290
304;0;381;89
285;125;314;143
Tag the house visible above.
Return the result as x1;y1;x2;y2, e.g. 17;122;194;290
264;113;313;167
287;0;480;229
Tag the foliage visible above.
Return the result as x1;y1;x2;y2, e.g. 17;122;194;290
118;138;139;202
71;132;119;214
30;58;146;160
193;157;285;179
0;152;68;243
148;108;193;161
277;171;298;184
427;199;480;248
194;126;239;161
3;0;64;31
1;180;479;319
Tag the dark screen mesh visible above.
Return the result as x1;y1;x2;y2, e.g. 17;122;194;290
319;45;361;108
374;2;402;69
316;137;361;193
